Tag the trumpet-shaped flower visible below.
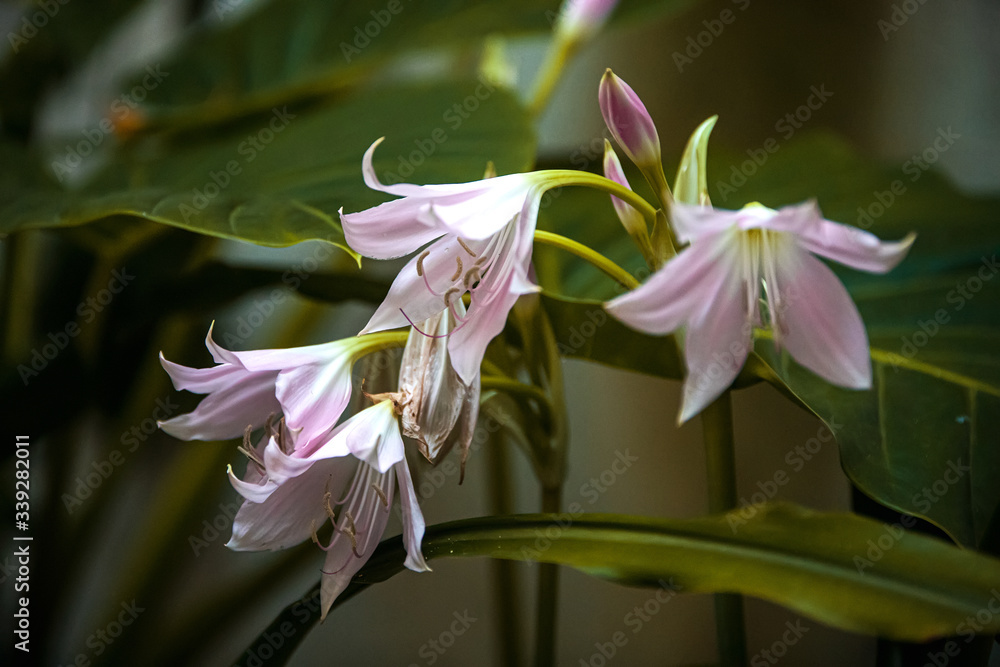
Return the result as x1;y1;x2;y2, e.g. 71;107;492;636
606;201;915;423
226;400;429;618
340;139;549;385
159;325;399;451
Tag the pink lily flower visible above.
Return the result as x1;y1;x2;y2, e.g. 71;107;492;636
226;400;429;618
158;325;399;451
606;201;916;423
340;139;549;385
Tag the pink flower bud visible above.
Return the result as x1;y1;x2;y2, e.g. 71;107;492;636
599;69;662;171
555;0;619;40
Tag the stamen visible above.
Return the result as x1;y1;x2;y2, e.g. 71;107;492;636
463;267;482;289
323;490;337;521
457;238;476;257
339;511;364;558
443;287;461;308
450;256;464;282
416;250;430;277
371;483;389;509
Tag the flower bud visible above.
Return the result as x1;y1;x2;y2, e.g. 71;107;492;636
603;140;653;262
554;0;619;41
599;69;662;172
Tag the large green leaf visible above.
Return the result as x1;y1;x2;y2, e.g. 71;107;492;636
534;131;1000;546
242;504;1000;665
0;81;535;249
124;0;699;129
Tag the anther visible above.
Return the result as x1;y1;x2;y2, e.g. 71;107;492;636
416;250;430;277
371;483;389;509
450;256;463;281
443;287;461;307
463;267;482;289
457;238;476;257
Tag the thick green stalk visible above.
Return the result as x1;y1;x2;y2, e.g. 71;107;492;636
702;391;748;666
533;230;639;291
534;485;563;667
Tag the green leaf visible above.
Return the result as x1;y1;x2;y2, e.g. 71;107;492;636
241;503;1000;665
712;132;1000;548
124;0;700;129
0;81;536;252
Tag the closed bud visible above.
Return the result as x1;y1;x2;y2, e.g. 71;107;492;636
599;69;662;172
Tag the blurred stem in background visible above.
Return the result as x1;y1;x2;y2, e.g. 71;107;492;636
702;391;748;666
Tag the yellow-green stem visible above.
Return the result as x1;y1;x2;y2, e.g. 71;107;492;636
533;230;639;291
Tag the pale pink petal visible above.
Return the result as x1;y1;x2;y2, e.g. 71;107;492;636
603;143;646;238
227;457;355;551
273;355;354;448
340;199;444;259
341;402;405;473
606;233;735;335
227;465;278;504
319;466;395;618
361;234;488;335
158;369;280;441
448;271;526;385
159;352;248;393
395;459;431;573
773;247;872;389
671;202;747;243
679;264;752;423
798;223;915;274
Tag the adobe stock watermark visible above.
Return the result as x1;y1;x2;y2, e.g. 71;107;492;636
672;0;752;73
727;420;842;533
891;254;997;368
378;74;500;184
878;0;933;41
61;396;179;514
189;500;241;556
519;448;638;562
408;610;478;666
339;0;413;62
750;619;810;666
854;459;970;574
56;600;145;667
17;267;135;385
50;65;169;182
853;126;960;236
177;106;296;222
714;84;834;203
922;589;1000;667
578;579;679;667
7;0;72;54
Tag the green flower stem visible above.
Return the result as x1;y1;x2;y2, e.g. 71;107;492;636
541;170;659;223
535;485;563;667
527;34;577;118
533;230;639;291
701;391;748;666
486;432;523;667
481;375;554;423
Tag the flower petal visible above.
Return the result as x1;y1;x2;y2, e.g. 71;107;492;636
773;247;872;389
227;456;355;551
395;459;431;573
273;354;354;449
158;368;280;441
319;465;395;618
606;232;736;335
341;401;405;473
678;258;752;423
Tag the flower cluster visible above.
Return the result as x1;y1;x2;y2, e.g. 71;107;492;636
158;37;915;621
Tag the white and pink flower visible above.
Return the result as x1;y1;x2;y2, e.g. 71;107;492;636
607;201;915;422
